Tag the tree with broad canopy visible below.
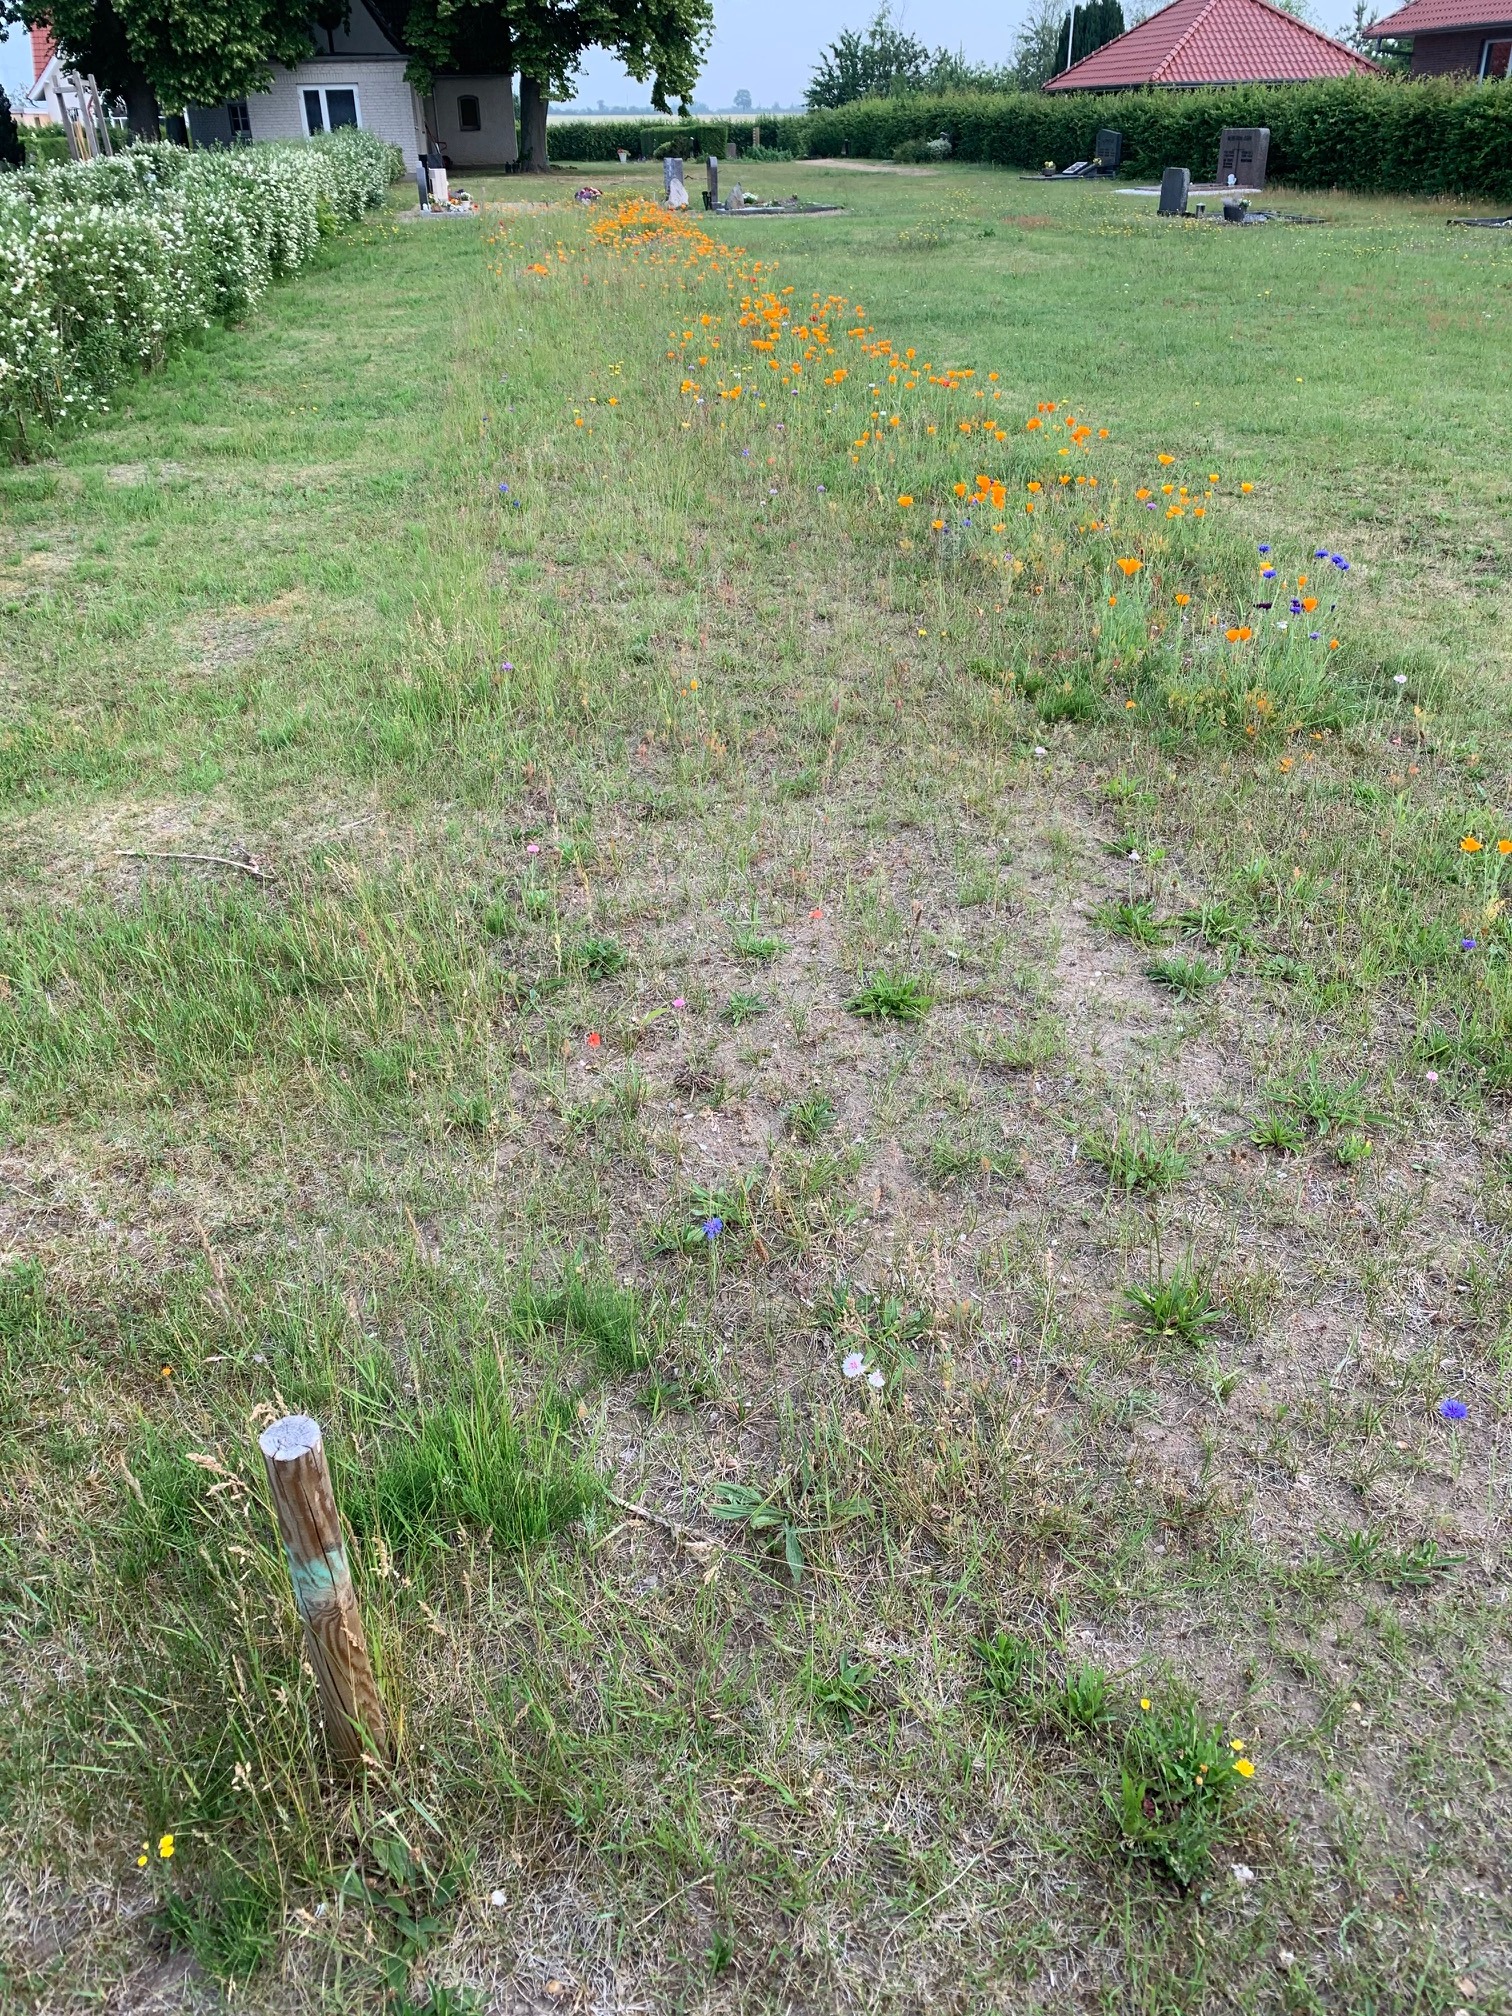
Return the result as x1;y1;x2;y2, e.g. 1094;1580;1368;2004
394;0;712;169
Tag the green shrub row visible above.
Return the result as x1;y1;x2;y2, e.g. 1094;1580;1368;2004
548;80;1512;200
546;117;785;162
0;128;401;454
787;78;1512;202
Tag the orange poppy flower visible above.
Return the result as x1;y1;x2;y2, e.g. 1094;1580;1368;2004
1115;557;1142;577
1499;839;1512;855
1461;835;1484;853
897;495;913;507
1174;592;1190;607
1157;453;1174;465
1301;596;1317;612
1240;481;1254;493
1225;626;1252;643
954;482;967;497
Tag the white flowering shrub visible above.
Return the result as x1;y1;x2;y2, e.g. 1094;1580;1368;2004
0;127;401;450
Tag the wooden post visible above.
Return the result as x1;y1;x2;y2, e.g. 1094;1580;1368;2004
258;1413;389;1771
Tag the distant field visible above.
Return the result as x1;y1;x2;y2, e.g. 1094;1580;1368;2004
1;165;1509;2014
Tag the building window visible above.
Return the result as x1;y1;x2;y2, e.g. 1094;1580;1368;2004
302;85;360;135
457;93;482;131
1481;37;1512;76
228;98;252;140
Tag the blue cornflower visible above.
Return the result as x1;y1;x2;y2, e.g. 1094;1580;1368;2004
1314;547;1329;558
1290;598;1304;614
1261;567;1276;579
498;482;509;493
1332;555;1349;570
703;1216;723;1240
1309;630;1321;640
1438;1397;1468;1421
1258;543;1271;554
1461;937;1479;951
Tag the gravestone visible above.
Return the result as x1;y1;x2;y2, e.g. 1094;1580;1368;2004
414;160;429;208
1157;166;1190;217
728;181;745;209
706;155;719;208
1094;127;1123;174
1217;126;1269;189
663;155;683;196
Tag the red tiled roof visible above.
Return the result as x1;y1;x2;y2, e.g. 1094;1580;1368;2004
31;24;56;82
1043;0;1380;88
1365;0;1512;35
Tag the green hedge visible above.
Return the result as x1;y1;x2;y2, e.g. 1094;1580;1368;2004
794;78;1512;202
545;117;796;162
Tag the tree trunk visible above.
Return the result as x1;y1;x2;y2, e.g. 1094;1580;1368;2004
121;70;160;141
517;75;548;172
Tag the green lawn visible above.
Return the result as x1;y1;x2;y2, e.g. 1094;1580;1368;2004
1;163;1509;2014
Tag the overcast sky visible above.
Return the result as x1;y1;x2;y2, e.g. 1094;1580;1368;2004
3;0;1360;113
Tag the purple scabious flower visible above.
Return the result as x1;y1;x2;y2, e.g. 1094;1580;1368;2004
1438;1397;1468;1421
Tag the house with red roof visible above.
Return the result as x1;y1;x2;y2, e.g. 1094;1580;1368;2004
1043;0;1380;89
1363;0;1511;76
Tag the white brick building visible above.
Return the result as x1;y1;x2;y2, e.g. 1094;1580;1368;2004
187;0;516;171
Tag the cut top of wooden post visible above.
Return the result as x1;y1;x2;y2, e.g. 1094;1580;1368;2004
260;1413;323;1463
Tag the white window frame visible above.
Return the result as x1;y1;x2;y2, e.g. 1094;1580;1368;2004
1480;36;1512;77
301;84;362;136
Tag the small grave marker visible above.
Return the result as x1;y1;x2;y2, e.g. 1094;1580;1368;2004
1158;167;1191;217
1094;127;1123;174
1217;127;1269;189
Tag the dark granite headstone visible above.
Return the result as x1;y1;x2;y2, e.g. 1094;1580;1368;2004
663;155;683;196
706;155;718;206
1158;166;1190;217
1217;126;1269;189
1094;127;1123;173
